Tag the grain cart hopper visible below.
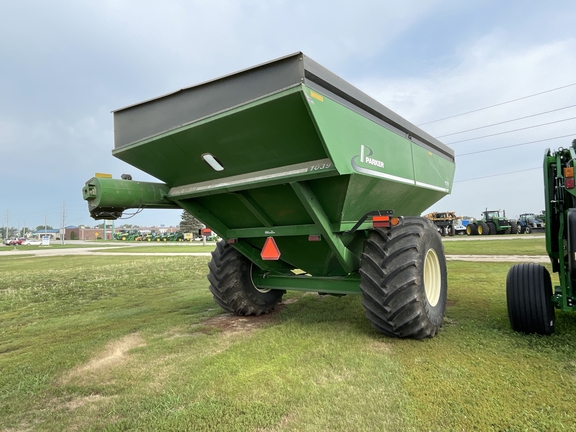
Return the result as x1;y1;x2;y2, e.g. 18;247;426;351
82;52;455;339
507;141;576;335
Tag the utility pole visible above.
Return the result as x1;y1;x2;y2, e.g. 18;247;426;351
61;201;66;245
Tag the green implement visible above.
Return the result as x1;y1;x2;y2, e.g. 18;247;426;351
507;140;576;335
82;52;455;339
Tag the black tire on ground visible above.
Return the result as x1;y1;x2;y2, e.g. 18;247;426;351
525;226;532;234
466;224;478;235
506;263;555;335
449;225;456;236
359;217;448;339
509;221;519;235
478;222;490;235
487;222;497;235
207;241;284;316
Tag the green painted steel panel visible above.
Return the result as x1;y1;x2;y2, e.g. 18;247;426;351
113;88;328;187
303;85;454;219
100;56;456;279
305;87;416;179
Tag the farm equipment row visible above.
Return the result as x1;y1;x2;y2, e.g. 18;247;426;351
114;230;184;241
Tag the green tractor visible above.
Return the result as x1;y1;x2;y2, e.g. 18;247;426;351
169;232;184;241
507;141;576;334
117;229;139;241
466;209;517;235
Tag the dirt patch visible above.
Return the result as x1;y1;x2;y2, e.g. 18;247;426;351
61;333;146;384
62;394;113;410
201;304;287;334
193;298;305;335
256;412;296;431
366;340;393;354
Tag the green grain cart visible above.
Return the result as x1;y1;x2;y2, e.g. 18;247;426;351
82;52;455;339
507;142;576;335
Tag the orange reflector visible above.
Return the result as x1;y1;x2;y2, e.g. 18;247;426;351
261;237;281;260
565;167;574;178
373;215;390;228
391;217;400;226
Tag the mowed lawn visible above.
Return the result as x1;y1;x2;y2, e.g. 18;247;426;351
2;237;576;431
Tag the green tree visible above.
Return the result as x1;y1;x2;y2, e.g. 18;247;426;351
180;211;204;233
4;227;18;238
36;225;53;231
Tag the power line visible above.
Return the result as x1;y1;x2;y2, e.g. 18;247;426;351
437;104;576;138
418;82;576;126
457;134;576;157
447;116;576;145
455;167;540;183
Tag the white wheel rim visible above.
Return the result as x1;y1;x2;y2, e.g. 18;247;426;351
424;248;442;307
250;263;271;293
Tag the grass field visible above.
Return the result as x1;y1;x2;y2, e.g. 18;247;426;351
442;237;546;255
93;245;216;253
0;243;111;253
2;237;575;431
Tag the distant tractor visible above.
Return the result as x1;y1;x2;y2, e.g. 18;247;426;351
424;211;459;236
466;209;517;235
517;213;545;234
116;229;139;241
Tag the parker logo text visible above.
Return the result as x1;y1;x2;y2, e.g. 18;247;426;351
360;145;384;168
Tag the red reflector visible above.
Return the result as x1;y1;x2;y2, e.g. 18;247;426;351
261;237;281;260
373;215;390;228
567;178;575;189
308;235;321;242
227;238;237;244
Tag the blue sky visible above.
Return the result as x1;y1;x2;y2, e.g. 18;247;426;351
1;0;576;230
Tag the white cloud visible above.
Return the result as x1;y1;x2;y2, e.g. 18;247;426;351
2;0;576;227
353;33;576;218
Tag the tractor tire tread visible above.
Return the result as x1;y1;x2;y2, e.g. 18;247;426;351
506;263;554;335
207;241;284;316
359;217;448;339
